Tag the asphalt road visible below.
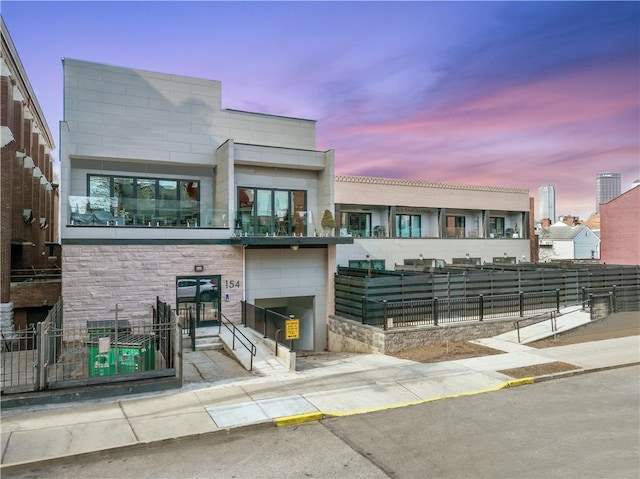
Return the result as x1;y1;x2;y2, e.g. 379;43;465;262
4;366;638;479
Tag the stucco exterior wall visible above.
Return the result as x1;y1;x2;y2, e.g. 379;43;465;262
245;248;328;350
335;176;531;212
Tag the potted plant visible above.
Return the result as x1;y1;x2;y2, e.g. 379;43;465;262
321;209;336;236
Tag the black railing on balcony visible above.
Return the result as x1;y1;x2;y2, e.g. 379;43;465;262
10;267;62;282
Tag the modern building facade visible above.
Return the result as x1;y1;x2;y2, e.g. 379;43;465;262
334;176;533;268
1;17;60;336
600;185;640;265
596;172;621;214
538;184;556;223
60;59;350;351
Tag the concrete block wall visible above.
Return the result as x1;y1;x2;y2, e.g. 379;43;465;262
62;244;243;331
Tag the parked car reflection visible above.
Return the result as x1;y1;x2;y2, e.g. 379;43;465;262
176;279;217;302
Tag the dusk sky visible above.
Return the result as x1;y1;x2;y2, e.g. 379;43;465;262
2;1;639;219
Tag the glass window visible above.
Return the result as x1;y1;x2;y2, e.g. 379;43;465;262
158;180;178;226
180;181;199;226
446;216;466;238
85;174;200;227
489;217;505;238
114;177;134;225
396;214;421;238
88;176;112;212
340;212;371;237
237;187;306;236
137;179;157;225
292;190;306;235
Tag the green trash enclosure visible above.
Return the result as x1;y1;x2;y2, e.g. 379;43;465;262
88;333;155;377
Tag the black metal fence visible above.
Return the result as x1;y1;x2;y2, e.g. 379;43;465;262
2;298;180;395
337;263;640;324
363;290;562;329
242;301;298;350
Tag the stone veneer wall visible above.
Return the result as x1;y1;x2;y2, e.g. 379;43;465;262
62;244;243;330
328;315;524;354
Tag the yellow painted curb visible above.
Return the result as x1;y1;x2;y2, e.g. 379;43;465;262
278;378;536;425
275;411;324;427
503;377;535;387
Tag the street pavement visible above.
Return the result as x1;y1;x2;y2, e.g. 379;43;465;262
1;310;638;469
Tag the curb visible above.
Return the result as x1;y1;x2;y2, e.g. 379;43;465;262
273;362;640;427
275;376;537;426
2;362;637;470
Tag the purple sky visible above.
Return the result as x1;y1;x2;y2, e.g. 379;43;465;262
3;1;639;220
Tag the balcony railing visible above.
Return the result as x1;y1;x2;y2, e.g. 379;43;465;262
234;210;316;237
67;196;228;228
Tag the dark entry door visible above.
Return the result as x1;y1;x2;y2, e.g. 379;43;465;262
176;275;220;327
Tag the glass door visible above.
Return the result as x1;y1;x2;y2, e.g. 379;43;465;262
176;275;220;327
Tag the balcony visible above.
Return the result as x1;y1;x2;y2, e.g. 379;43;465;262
67;196;227;229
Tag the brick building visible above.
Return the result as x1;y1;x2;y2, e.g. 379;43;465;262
1;16;60;334
600;185;640;265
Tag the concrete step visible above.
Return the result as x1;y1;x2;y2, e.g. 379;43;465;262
182;333;224;351
196;334;223;351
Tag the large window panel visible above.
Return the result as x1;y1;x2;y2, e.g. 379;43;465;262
137;179;157;225
237;187;306;236
114;177;134;225
180;181;200;226
82;174;201;227
396;214;421;238
158;180;178;226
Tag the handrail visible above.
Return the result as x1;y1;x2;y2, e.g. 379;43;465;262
219;313;257;371
513;300;595;343
514;310;557;343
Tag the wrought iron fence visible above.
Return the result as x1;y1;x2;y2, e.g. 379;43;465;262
2;298;180;395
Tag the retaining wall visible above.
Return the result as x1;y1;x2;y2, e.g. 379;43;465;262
328;315;524;354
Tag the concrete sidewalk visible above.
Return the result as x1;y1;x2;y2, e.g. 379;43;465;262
1;330;638;468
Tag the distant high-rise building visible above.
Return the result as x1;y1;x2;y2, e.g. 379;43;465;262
538;185;556;222
596;173;621;214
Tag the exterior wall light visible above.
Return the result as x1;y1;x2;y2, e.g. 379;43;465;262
194;265;204;272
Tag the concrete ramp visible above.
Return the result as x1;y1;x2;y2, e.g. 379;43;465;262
218;325;290;375
491;306;592;345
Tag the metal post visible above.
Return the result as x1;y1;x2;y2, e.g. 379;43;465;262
612;285;617;313
35;322;43;391
232;324;236;350
519;291;524;317
589;293;594;320
361;296;366;325
114;304;119;374
433;297;438;326
555;289;560;312
479;294;484;321
383;300;388;330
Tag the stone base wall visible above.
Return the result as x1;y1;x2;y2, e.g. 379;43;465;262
0;302;14;338
328;315;522;354
328;316;385;353
62;244;243;330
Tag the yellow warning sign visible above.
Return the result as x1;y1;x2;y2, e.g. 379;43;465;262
285;319;300;340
